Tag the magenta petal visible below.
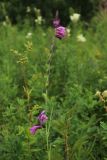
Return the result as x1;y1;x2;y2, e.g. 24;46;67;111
38;111;48;125
53;18;60;28
30;125;42;134
55;26;66;39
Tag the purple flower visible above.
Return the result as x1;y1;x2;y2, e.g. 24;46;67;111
30;111;48;135
38;111;48;125
30;125;42;134
55;26;66;39
53;18;60;28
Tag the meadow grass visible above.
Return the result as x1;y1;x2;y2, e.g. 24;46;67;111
0;13;107;160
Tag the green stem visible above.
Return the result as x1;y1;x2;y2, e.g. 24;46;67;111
45;37;55;97
46;104;54;160
45;37;55;160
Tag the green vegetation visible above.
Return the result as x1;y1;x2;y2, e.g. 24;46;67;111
0;0;100;24
0;12;107;160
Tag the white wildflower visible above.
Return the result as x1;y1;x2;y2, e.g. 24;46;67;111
102;90;107;98
26;6;31;13
2;21;7;26
77;34;86;42
66;28;71;37
34;7;40;14
70;13;80;23
26;32;32;39
95;91;101;97
35;16;42;25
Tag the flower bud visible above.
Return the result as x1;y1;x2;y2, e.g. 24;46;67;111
55;26;66;39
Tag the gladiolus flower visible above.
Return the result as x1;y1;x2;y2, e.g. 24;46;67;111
55;26;66;39
30;125;42;134
38;111;48;125
53;18;60;28
30;111;48;135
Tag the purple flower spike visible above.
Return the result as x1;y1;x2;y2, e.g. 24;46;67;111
55;26;66;39
38;111;48;125
53;18;60;28
30;125;42;134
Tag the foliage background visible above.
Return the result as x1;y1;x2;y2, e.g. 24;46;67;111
0;0;100;25
0;0;107;160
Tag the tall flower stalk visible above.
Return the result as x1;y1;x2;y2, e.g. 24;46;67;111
45;12;58;160
45;10;66;97
30;10;66;160
45;36;56;98
45;11;66;160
